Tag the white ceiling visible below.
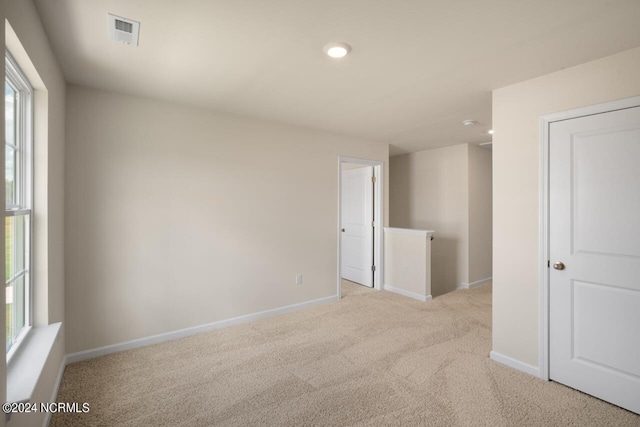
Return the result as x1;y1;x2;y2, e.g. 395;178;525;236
35;0;640;155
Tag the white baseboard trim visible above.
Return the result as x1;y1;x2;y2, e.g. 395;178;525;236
469;276;492;288
458;276;492;290
66;295;338;364
384;285;432;302
43;355;67;427
490;351;541;378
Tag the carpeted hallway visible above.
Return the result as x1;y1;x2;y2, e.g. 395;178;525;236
52;283;639;426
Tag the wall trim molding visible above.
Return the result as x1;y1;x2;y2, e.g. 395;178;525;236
458;276;492;290
66;295;338;364
383;227;434;238
43;355;67;427
384;285;432;302
490;351;541;378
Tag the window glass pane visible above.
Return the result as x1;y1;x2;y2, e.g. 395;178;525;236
5;275;25;351
5;145;16;206
6;283;13;351
5;216;14;281
6;82;17;207
5;83;15;146
14;275;25;340
15;214;25;274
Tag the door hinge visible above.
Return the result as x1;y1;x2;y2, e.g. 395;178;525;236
547;260;550;268
371;176;377;183
371;265;376;272
372;220;375;228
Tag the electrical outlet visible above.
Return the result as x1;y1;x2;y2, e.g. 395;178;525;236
296;273;303;285
403;265;410;273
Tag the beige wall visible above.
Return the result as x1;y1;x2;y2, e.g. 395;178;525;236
65;85;389;353
4;1;66;426
492;46;640;367
468;144;492;283
383;229;431;299
391;143;495;296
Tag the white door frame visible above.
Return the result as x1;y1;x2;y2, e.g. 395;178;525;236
538;95;640;381
337;156;384;299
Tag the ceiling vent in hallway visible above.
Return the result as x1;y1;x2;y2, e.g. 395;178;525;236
108;13;140;46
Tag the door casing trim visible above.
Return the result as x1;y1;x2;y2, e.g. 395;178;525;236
337;157;384;299
539;95;640;381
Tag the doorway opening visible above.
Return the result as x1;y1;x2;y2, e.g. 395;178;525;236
337;157;384;300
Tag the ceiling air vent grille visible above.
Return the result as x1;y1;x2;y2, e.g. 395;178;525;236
115;19;133;33
108;13;140;46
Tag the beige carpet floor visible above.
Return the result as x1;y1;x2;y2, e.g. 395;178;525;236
52;282;640;426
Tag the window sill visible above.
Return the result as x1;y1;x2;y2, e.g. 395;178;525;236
7;322;61;404
6;325;31;365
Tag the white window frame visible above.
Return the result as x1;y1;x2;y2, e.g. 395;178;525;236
5;50;33;362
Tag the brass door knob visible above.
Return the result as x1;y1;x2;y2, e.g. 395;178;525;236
553;262;565;270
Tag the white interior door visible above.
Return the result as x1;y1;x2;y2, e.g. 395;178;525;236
341;166;374;287
549;106;640;414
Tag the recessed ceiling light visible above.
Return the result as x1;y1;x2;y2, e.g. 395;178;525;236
462;120;478;126
488;129;494;134
324;42;351;58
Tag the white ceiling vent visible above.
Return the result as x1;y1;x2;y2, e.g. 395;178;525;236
108;13;140;46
